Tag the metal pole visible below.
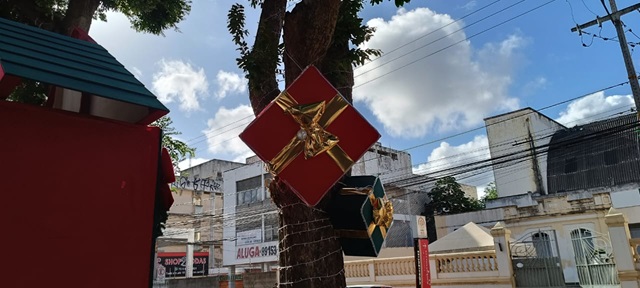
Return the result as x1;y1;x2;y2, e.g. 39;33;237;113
571;1;640;117
608;0;640;116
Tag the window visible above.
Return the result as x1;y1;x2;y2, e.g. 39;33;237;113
237;188;260;205
629;223;640;238
236;176;262;192
264;213;279;242
629;223;640;255
604;150;618;166
264;225;278;242
564;157;578;173
570;228;594;266
531;232;553;257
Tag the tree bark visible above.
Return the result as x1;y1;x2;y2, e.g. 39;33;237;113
283;0;342;86
270;1;346;287
246;0;287;114
59;0;101;35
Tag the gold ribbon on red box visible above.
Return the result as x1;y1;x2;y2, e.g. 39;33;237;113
238;65;381;207
268;91;353;175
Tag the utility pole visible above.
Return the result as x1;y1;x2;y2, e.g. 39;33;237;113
571;1;640;116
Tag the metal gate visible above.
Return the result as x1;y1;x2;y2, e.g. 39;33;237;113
570;228;620;288
510;230;566;288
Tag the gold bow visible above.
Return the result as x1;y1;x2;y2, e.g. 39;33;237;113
368;193;394;238
268;91;353;174
338;187;394;239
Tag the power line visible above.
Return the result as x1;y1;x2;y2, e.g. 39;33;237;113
353;0;557;89
182;1;549;149
354;0;527;79
353;0;506;70
161;117;639;244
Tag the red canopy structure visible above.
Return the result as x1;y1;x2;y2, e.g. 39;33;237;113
0;18;173;287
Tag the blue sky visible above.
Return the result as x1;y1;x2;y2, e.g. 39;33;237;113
90;0;640;191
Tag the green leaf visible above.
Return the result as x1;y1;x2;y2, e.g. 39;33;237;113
150;116;196;174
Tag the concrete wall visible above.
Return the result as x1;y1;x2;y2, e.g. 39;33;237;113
183;159;245;179
154;277;221;288
484;108;564;198
352;142;413;182
460;183;478;199
435;208;505;235
243;271;277;288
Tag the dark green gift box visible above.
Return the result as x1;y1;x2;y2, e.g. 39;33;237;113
330;175;393;257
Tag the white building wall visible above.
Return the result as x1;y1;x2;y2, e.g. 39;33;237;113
222;161;279;267
485;108;564;198
351;143;413;182
221;144;418;268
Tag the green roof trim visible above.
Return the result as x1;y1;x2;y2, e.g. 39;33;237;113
0;17;168;114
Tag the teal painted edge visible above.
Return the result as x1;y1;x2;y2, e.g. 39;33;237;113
0;17;108;55
0;18;167;112
2;60;167;111
0;29;127;75
1;43;142;87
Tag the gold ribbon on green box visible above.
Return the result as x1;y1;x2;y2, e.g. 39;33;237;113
267;91;354;175
338;187;394;239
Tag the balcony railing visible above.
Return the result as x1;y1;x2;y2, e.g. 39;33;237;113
345;256;415;285
432;250;498;273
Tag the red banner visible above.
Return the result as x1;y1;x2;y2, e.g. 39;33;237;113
419;239;431;288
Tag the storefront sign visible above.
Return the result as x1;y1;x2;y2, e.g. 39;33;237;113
236;241;278;260
237;229;263;246
157;252;209;277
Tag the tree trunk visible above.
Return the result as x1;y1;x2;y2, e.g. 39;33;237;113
246;0;350;286
283;0;341;86
271;1;347;287
271;180;346;288
59;0;101;35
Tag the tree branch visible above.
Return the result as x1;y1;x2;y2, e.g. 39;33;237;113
247;0;287;115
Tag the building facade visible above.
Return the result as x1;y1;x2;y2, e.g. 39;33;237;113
221;143;442;276
157;159;244;277
436;108;640;286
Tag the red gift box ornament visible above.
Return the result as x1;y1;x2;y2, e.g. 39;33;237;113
239;66;380;206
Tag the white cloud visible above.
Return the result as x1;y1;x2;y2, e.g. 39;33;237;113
354;8;522;138
215;70;248;99
178;157;210;171
130;66;143;80
152;59;209;112
522;76;547;95
556;91;634;126
203;105;256;162
414;135;493;190
461;1;477;11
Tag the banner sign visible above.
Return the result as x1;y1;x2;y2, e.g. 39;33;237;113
237;229;263;246
414;238;431;288
236;241;278;260
157;252;209;277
